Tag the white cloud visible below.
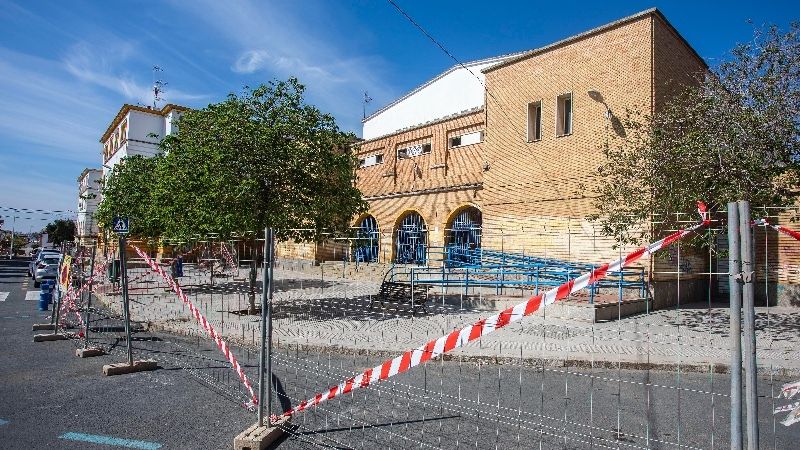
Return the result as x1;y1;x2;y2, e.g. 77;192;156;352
0;47;107;162
170;0;396;133
232;50;270;74
0;46;108;231
63;42;208;105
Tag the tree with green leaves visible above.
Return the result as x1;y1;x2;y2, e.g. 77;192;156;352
153;78;367;241
95;155;164;238
44;219;76;246
593;23;800;245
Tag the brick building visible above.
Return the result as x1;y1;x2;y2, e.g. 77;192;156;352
353;7;706;275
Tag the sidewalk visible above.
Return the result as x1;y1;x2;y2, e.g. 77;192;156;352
95;263;800;375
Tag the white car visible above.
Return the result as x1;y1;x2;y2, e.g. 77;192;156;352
28;249;60;277
33;254;61;288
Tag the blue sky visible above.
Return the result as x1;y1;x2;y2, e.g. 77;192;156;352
0;0;796;232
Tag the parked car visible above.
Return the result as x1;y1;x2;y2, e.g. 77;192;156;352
33;254;61;287
28;249;59;277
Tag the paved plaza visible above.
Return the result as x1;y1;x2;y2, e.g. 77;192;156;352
93;262;800;375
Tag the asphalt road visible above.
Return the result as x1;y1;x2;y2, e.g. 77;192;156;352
0;258;252;449
1;257;798;449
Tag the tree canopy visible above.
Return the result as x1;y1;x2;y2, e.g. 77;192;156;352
95;155;163;238
593;23;800;245
44;219;76;246
97;78;367;242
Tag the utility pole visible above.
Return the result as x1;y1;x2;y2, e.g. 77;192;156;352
9;215;17;259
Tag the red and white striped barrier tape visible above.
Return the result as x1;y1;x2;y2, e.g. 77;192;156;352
58;261;109;335
273;202;711;420
221;242;236;272
753;218;800;241
130;244;258;408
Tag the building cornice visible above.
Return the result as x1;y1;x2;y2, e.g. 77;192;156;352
77;168;101;182
362;183;482;201
100;103;190;143
482;8;708;74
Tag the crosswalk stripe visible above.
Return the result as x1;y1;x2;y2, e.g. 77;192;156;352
25;291;39;301
0;292;8;302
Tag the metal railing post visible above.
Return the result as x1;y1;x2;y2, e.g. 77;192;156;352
83;246;97;349
258;227;275;427
119;236;133;366
410;267;415;314
728;202;743;450
738;200;758;450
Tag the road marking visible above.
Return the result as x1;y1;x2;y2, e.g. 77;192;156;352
59;432;162;449
0;418;9;425
25;291;39;301
0;292;8;302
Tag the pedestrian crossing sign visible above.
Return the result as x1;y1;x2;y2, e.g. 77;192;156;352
112;217;129;234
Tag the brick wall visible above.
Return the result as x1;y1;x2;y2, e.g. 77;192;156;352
481;15;655;264
355;109;486;197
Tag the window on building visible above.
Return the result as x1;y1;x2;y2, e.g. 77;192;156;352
527;101;542;141
359;153;384;168
449;130;483;148
556;93;572;136
120;120;128;142
397;143;432;159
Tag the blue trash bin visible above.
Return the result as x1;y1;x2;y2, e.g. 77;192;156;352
39;291;52;311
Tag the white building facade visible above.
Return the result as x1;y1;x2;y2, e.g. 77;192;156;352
76;168;102;245
101;103;187;177
361;55;517;140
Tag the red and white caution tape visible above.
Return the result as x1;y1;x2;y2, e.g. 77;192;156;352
781;380;800;399
779;404;800;427
273;203;711;420
221;242;236;272
754;218;800;241
130;244;258;408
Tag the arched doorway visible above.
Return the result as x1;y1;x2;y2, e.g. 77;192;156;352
446;207;482;265
353;215;379;263
395;212;427;264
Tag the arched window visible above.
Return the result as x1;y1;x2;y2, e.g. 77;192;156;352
395;212;427;264
353;215;379;263
446;207;482;266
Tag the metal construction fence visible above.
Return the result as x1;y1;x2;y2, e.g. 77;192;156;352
40;202;800;449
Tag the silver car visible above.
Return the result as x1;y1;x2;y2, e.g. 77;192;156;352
33;254;61;288
29;249;59;277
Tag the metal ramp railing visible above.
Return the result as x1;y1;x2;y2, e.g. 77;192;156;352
382;246;647;304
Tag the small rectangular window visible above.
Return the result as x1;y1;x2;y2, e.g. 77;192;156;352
556;93;572;136
359;153;384;168
527;101;542;141
397;143;431;159
450;130;482;148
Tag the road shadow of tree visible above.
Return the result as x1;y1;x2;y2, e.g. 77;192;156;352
658;302;800;342
270;294;484;322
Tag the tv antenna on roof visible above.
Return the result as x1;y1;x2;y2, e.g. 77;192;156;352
152;65;167;109
363;91;373;119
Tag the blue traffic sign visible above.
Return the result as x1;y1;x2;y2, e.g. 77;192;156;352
112;217;129;234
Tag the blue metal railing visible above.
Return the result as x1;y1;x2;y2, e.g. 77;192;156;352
382;246;646;304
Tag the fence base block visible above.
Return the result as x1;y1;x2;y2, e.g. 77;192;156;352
76;347;105;358
32;323;56;331
33;333;68;342
233;417;290;450
102;360;158;376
